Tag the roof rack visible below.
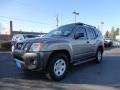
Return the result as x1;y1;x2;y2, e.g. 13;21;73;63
76;22;96;28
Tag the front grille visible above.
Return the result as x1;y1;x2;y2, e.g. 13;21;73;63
23;43;30;51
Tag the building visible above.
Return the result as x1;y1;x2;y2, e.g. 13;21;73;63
0;34;10;41
0;21;46;41
116;35;120;41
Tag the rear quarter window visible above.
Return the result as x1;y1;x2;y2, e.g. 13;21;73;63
95;29;103;38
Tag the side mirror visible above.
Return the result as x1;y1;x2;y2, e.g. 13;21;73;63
75;33;84;40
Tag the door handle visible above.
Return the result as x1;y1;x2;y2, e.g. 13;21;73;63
87;41;90;44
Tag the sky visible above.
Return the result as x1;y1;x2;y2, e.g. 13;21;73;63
0;0;120;35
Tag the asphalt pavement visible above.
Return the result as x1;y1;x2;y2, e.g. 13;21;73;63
0;46;120;90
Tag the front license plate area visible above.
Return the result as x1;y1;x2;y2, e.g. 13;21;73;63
15;59;24;70
16;60;22;69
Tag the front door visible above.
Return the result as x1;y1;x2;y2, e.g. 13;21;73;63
72;26;90;61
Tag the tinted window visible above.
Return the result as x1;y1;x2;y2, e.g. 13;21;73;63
87;28;96;39
95;29;103;38
75;26;87;39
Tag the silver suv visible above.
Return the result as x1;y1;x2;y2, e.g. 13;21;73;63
13;23;104;81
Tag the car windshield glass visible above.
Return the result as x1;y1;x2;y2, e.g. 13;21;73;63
45;25;74;37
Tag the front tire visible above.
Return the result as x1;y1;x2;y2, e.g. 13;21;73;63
47;53;69;81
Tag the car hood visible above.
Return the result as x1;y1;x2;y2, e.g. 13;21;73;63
24;37;69;43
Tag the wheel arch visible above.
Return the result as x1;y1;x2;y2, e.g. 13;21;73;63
46;49;71;71
98;45;104;53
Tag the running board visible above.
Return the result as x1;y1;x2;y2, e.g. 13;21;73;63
73;58;96;66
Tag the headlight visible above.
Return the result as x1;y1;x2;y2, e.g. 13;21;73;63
29;43;44;52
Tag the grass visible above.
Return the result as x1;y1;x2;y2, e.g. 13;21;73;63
0;41;11;51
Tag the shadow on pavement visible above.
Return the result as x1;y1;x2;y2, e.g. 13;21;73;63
104;45;120;51
0;52;120;90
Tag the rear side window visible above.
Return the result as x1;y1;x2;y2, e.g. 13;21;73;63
95;29;103;38
87;27;96;39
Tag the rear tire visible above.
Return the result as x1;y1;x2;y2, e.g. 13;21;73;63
94;49;103;63
46;53;69;81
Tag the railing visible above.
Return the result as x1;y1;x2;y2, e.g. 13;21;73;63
113;40;120;46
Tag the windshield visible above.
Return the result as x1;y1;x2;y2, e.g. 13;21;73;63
45;25;74;37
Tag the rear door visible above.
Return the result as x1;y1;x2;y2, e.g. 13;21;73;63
86;27;97;56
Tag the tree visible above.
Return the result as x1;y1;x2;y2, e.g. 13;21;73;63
105;30;110;38
116;28;120;35
109;27;120;40
109;27;115;39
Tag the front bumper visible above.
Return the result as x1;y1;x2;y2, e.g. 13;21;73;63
13;50;52;71
104;41;113;46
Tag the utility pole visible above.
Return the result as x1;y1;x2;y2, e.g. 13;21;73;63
56;15;59;28
10;20;13;39
98;24;100;30
101;22;104;33
73;11;79;23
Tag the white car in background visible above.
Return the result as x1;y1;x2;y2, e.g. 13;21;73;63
104;38;113;47
11;34;41;52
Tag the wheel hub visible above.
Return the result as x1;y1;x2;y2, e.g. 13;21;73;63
98;51;102;61
54;59;66;76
